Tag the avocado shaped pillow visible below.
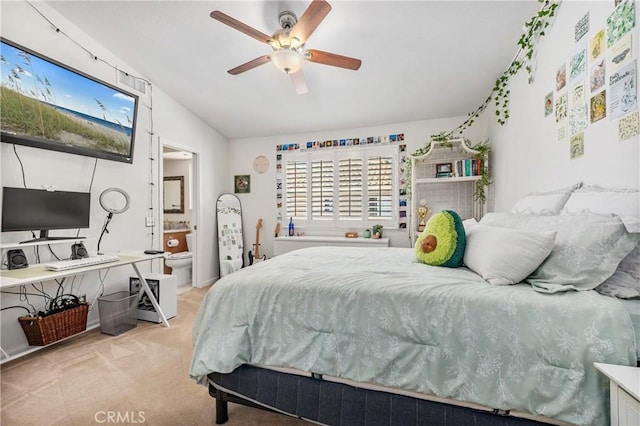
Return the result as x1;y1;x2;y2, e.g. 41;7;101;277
415;210;466;267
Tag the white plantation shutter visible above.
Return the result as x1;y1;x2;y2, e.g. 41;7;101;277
285;160;308;219
367;155;394;219
282;146;397;228
311;159;334;218
338;157;363;218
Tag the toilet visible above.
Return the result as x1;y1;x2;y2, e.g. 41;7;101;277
165;234;193;286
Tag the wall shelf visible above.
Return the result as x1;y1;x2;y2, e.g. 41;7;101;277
0;237;91;250
414;176;482;184
409;138;488;246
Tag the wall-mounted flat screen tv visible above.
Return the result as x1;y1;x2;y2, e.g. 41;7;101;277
0;38;139;164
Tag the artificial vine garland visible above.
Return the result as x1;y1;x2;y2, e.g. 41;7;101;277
448;0;560;137
405;0;560;202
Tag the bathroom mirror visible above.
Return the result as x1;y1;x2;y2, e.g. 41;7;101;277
164;176;184;213
216;193;244;278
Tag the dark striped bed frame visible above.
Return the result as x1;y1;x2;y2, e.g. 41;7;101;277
208;365;548;425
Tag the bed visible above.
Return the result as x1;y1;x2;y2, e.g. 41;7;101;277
190;185;640;426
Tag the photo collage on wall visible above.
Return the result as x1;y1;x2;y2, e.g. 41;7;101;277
274;133;408;229
551;0;638;159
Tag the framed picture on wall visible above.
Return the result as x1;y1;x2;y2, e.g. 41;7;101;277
234;175;250;193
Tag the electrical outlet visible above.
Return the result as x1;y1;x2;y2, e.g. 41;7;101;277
145;216;155;227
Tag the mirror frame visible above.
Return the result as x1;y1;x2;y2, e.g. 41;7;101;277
216;193;244;278
163;176;185;214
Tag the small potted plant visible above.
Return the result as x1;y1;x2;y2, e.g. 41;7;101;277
372;224;383;239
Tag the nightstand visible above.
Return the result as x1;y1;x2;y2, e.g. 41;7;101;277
594;362;640;425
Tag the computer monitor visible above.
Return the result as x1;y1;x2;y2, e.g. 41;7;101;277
1;187;90;243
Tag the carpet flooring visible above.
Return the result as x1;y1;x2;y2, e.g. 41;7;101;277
1;286;305;426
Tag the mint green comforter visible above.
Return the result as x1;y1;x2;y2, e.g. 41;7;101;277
190;247;636;425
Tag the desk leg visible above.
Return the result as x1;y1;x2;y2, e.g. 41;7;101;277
131;263;170;328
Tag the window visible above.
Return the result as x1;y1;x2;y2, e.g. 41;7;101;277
285;161;307;218
311;159;334;219
367;155;394;219
338;157;363;219
283;146;398;229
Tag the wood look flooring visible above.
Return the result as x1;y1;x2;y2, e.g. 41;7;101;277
0;286;305;426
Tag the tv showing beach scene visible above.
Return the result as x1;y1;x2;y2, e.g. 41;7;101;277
0;38;139;164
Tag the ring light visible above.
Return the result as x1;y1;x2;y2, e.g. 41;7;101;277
99;187;130;214
97;188;130;254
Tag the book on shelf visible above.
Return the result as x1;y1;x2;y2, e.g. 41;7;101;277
451;159;484;178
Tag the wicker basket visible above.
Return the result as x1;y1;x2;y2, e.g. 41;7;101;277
18;303;89;346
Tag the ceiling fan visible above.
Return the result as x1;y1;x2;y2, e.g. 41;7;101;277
210;0;361;94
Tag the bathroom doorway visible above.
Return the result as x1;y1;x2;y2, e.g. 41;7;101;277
160;139;199;292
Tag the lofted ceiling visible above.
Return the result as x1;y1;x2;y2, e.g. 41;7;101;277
45;1;541;140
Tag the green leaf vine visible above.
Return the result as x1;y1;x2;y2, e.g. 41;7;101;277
447;0;559;137
405;0;559;203
470;141;492;203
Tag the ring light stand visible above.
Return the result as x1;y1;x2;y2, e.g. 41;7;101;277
97;188;130;254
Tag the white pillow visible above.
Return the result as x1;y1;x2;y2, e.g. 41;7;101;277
596;271;640;299
510;183;582;215
511;193;571;215
462;218;479;234
562;185;640;232
463;224;556;285
596;242;640;299
480;212;640;292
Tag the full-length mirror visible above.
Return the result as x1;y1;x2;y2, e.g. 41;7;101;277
164;176;184;213
216;193;244;277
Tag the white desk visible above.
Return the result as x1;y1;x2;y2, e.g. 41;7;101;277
0;252;169;326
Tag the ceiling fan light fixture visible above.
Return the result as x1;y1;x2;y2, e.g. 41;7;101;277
272;29;302;50
270;49;305;74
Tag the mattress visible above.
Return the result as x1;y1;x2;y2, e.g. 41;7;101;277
191;246;637;426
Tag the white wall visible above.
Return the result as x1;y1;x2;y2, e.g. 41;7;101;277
0;1;227;357
484;1;639;211
229;117;487;256
228;1;639;256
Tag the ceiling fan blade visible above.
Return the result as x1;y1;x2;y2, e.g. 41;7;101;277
289;70;308;95
210;11;273;44
289;0;332;44
307;49;361;71
228;55;271;75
